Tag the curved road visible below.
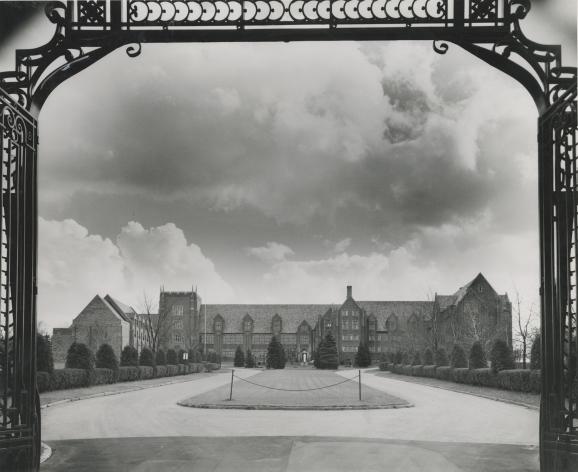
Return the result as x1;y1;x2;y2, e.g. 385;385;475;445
43;369;538;445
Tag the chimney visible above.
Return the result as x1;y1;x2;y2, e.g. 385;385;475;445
347;285;352;299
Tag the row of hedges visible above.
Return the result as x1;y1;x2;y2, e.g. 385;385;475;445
37;362;213;393
382;363;541;394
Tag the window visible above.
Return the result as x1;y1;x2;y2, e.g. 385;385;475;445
352;320;359;329
174;333;183;343
244;319;253;331
171;305;184;316
215;319;223;332
223;334;242;345
174;319;184;329
201;334;214;344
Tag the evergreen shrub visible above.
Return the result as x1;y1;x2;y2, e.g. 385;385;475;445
166;349;178;365
96;344;118;371
245;349;256;368
138;365;154;379
37;334;54;373
266;336;286;369
435;366;452;381
65;343;94;371
120;346;139;366
434;348;449;366
317;333;338;369
355;344;372;367
423;348;434;366
469;341;487;369
411;352;422;366
139;347;154;367
234;345;245;367
155;350;166;366
93;368;115;385
450;345;468;368
490;339;515;372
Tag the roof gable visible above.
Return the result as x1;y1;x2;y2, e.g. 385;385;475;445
74;295;126;325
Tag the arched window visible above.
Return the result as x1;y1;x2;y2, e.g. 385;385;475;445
386;314;398;333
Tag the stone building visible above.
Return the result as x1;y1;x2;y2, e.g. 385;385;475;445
52;294;146;365
52;273;511;365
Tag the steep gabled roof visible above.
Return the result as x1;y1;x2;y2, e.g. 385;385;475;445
74;294;128;325
104;295;137;323
357;301;434;331
435;273;499;313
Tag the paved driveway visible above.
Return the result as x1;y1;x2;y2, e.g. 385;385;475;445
40;369;539;471
43;369;538;445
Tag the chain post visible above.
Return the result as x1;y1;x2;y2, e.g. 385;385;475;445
229;369;234;401
358;369;361;401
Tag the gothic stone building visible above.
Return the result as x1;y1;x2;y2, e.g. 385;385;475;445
52;273;511;365
52;294;148;365
192;273;511;364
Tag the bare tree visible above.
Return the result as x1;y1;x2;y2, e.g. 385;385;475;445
513;290;538;369
140;292;175;353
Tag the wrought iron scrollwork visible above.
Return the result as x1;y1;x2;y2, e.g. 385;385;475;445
0;2;127;112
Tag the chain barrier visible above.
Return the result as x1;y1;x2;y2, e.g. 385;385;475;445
231;372;360;392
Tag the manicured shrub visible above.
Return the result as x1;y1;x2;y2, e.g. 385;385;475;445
204;362;220;372
530;370;541;393
530;334;541;370
155;349;166;366
469;341;487;369
120;346;139;367
155;365;167;377
245;349;255;368
470;368;497;388
166;349;178;365
317;333;338;369
435;366;452;381
490;339;515;372
96;344;118;371
37;333;54;373
394;350;404;365
50;368;90;390
93;368;115;385
138;365;154;379
190;363;203;373
423;348;434;366
452;368;471;384
411;352;421;366
37;371;51;392
266;336;286;369
434;348;449;366
412;365;424;376
167;365;179;376
423;365;437;378
65;343;94;371
497;369;532;392
355;344;372;367
450;345;467;368
378;361;389;371
117;366;141;382
139;347;154;367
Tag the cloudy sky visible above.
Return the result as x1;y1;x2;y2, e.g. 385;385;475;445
0;1;576;332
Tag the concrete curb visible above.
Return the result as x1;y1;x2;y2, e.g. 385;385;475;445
371;371;539;410
40;442;52;464
177;401;414;411
40;372;224;409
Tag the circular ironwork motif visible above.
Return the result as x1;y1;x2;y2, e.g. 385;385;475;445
128;0;448;24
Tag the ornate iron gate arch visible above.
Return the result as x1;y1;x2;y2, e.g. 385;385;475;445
0;0;575;470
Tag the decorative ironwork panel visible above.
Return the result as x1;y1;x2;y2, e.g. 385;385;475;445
66;0;512;32
0;88;39;471
539;82;578;470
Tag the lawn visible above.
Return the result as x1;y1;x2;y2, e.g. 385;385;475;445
179;369;410;410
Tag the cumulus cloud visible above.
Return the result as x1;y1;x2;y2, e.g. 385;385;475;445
246;242;294;263
333;238;352;253
38;219;233;331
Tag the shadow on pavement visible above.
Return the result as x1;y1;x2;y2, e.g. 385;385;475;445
41;436;539;472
